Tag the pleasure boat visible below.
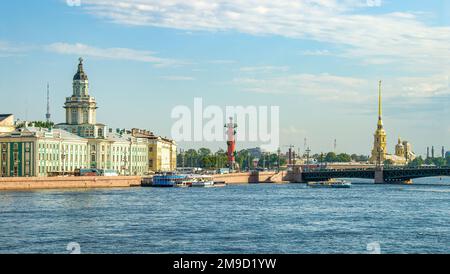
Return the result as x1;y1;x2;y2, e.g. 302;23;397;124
307;180;352;188
190;175;215;188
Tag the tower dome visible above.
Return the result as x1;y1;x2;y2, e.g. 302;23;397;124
73;57;88;81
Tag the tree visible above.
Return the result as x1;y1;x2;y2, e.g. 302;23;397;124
198;148;211;157
433;157;446;167
384;159;394;167
408;156;424;167
324;152;337;162
16;120;54;129
336;153;352;163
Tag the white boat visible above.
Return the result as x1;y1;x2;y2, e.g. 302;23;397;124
190;175;215;187
307;180;352;188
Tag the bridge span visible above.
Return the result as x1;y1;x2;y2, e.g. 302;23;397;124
288;166;450;184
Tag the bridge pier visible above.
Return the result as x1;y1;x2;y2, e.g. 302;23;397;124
290;166;304;183
374;168;384;184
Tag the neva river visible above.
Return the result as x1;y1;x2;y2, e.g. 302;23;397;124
1;178;450;254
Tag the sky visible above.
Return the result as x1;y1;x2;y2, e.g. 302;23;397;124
0;0;449;156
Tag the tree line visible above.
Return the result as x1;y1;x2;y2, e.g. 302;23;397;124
407;156;450;167
177;148;286;170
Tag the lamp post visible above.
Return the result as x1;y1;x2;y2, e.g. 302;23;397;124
305;147;311;172
61;148;66;176
277;148;281;172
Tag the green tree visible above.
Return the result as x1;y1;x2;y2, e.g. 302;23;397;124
384;159;394;167
433;157;446;167
336;153;352;162
408;156;424;167
198;148;211;157
324;152;337;162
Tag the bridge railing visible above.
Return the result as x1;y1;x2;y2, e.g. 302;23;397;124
300;166;450;173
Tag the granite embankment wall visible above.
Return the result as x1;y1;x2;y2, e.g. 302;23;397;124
0;176;142;191
213;171;289;184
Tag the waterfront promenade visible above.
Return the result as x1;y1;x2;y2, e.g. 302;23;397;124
0;172;286;191
0;176;142;191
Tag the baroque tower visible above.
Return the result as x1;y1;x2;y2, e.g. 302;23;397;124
65;57;97;125
370;81;387;165
56;58;105;138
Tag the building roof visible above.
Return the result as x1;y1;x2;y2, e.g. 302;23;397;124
105;132;132;143
0;127;87;142
73;57;88;81
0;114;13;123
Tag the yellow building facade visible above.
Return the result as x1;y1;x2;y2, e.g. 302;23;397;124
131;129;177;173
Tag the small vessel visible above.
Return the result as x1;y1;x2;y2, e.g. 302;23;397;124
213;181;227;188
307;180;351;188
191;175;215;188
174;181;191;188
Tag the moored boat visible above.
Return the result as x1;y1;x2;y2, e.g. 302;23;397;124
149;174;188;187
307;180;352;188
191;175;215;187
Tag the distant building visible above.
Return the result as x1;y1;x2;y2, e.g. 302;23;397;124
2;58;173;177
54;58;149;176
369;81;415;165
0;114;15;135
131;129;177;172
0;127;88;177
446;151;450;158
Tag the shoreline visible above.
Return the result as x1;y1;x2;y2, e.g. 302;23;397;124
0;176;142;191
0;171;288;191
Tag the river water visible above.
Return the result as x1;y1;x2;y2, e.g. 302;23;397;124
1;177;450;254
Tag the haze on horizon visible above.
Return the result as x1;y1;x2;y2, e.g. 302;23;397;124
0;0;449;156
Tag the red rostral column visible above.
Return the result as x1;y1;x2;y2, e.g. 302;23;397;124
225;117;237;170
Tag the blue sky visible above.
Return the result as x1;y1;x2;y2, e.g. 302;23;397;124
0;0;449;155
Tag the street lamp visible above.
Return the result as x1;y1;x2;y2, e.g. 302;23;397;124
305;147;311;172
61;148;66;176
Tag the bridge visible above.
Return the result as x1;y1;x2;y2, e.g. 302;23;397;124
289;166;450;184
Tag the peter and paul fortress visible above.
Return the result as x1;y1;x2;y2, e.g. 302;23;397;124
369;81;416;165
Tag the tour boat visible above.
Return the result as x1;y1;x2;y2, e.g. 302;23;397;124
150;174;188;187
307;180;352;188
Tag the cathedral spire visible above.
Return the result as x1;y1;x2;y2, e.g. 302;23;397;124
377;80;383;128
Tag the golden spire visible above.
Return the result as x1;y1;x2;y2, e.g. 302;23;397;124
377;80;383;128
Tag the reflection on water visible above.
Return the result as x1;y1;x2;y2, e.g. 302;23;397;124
1;177;450;254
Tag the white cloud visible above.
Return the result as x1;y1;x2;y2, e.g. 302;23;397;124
207;59;236;64
234;72;450;102
0;41;32;57
300;50;331;56
160;76;195;81
46;42;186;67
78;0;450;72
234;73;370;102
239;66;289;73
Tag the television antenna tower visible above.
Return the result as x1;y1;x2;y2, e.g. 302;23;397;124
46;83;51;123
